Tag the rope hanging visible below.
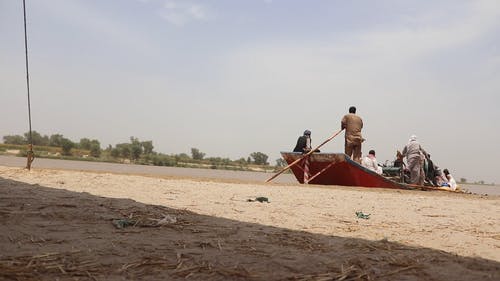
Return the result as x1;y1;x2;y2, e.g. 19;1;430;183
23;0;35;170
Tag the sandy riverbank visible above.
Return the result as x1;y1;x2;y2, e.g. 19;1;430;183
1;166;499;280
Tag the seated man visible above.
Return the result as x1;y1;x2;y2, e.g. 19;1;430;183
361;150;383;175
443;169;457;191
394;150;404;167
293;130;320;153
434;166;448;186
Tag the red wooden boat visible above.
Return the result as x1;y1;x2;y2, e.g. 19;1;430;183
280;152;411;189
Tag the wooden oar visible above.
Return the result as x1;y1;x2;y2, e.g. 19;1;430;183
266;129;344;183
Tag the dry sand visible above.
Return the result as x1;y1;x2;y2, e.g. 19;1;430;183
1;166;499;280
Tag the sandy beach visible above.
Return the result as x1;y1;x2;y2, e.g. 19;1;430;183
1;165;499;280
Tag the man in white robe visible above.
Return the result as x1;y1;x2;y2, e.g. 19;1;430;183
361;150;383;175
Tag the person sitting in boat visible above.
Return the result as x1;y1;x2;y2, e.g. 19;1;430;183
361;150;383;175
424;154;437;186
434;167;448;186
293;130;320;153
401;135;427;185
442;169;457;191
394;150;404;167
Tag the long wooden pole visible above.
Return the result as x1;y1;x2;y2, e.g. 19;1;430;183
305;161;337;183
266;129;344;183
23;0;35;170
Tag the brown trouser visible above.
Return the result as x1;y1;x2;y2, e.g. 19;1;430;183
345;140;362;163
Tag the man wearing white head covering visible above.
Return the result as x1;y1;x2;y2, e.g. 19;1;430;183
401;135;427;185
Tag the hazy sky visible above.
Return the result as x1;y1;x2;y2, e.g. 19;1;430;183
1;0;499;183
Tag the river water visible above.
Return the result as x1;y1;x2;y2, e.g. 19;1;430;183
1;155;498;196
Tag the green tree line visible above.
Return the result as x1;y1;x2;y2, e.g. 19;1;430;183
2;131;274;169
3;131;101;157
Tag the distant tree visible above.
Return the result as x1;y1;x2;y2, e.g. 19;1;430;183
250;152;269;165
207;157;230;166
49;134;65;147
459;178;467;183
236;158;247;165
151;154;177;166
79;138;92;150
175;153;191;162
110;147;121;158
60;138;74;155
89;140;101;157
90;146;101;158
121;146;131;159
151;154;164;166
25;131;49;146
105;144;113;152
247;157;252;163
116;143;131;159
3;135;26;145
129;137;143;160
179;153;190;159
40;134;50;146
208;157;219;166
141;141;154;155
191;148;205;160
276;158;287;167
131;144;142;160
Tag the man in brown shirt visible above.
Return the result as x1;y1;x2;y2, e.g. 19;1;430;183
341;106;364;163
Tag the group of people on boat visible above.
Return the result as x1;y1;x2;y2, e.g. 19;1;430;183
292;105;458;190
398;135;457;190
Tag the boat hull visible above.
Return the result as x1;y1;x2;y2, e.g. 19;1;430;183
281;152;408;189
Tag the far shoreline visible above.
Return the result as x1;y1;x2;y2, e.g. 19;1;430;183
0;155;498;196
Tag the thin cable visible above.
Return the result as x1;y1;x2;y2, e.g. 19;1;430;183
23;0;35;169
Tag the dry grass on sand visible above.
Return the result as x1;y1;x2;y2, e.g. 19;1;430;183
0;167;499;280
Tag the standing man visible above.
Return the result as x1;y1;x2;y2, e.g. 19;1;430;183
341;106;364;163
401;135;427;185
